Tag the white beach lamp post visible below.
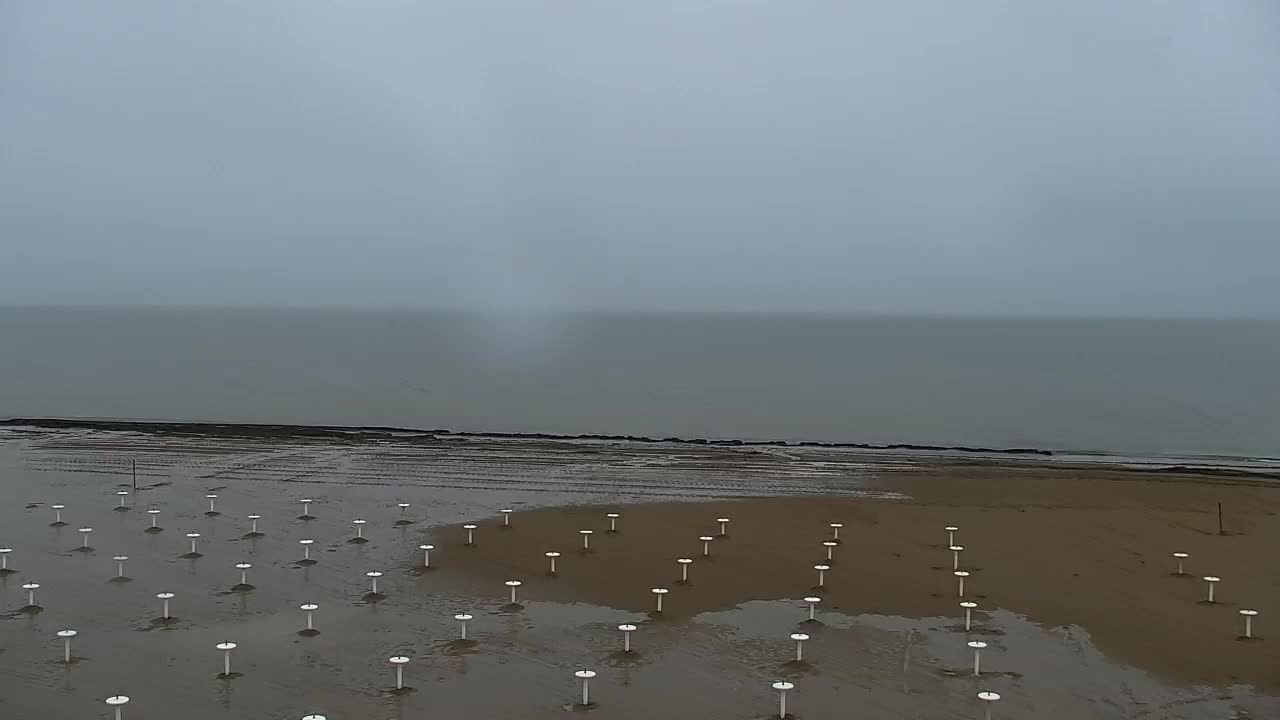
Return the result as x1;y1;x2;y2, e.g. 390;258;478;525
350;519;368;543
652;587;670;613
145;508;162;532
157;592;175;620
114;491;130;511
420;544;435;569
21;582;41;609
772;681;794;719
50;503;67;526
829;522;844;543
575;670;596;707
244;514;264;538
395;503;412;526
389;656;410;691
1172;552;1189;576
804;596;822;622
299;498;315;520
300;603;319;635
301;716;326;720
205;494;220;516
1203;576;1221;603
968;640;987;675
0;547;13;574
455;613;473;640
500;508;513;528
790;632;810;662
105;695;130;720
546;551;561;575
823;541;838;563
233;562;253;590
463;524;477;546
716;517;731;537
184;532;202;558
366;571;384;597
505;580;523;606
606;512;621;533
814;564;830;591
298;539;316;565
677;557;693;583
945;525;959;546
978;691;1001;720
950;545;965;571
77;527;94;552
961;601;978;631
700;536;714;557
580;529;594;552
216;642;237;677
955;570;970;598
57;629;77;663
112;555;130;582
618;624;637;653
1240;609;1259;639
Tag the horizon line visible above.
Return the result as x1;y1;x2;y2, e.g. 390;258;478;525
0;302;1277;322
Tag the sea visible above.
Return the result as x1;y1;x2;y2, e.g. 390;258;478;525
1;306;1277;466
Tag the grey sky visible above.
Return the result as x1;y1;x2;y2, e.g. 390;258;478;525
2;1;1278;316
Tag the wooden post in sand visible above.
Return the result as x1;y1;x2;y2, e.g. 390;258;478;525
814;564;830;590
57;629;77;663
1203;576;1221;603
1240;609;1259;639
106;695;130;720
772;681;794;719
389;656;410;690
216;642;237;677
1172;552;1189;576
455;613;473;640
300;603;319;634
790;633;809;662
131;459;137;493
1218;502;1226;535
618;624;637;652
575;670;596;706
804;596;822;622
978;691;1000;720
968;640;987;675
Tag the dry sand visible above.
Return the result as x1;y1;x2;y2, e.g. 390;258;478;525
429;465;1280;690
1;427;1278;720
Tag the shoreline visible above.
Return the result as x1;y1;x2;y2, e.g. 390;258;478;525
5;417;1279;478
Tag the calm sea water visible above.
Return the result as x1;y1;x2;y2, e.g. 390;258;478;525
1;306;1277;460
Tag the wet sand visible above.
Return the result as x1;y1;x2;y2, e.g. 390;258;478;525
430;469;1280;690
1;426;1278;720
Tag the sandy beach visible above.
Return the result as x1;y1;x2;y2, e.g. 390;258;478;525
2;425;1278;720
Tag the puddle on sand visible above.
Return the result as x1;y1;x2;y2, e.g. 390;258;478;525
693;600;1280;720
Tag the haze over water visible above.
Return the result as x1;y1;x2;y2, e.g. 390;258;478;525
2;306;1276;461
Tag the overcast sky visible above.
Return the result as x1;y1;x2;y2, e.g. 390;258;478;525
2;2;1278;316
